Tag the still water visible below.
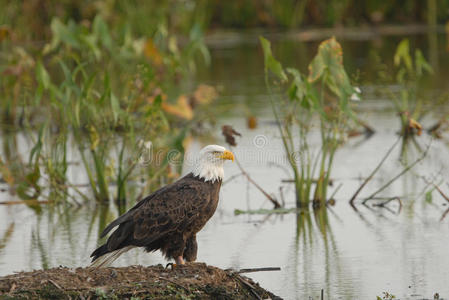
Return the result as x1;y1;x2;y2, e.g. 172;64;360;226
1;31;449;299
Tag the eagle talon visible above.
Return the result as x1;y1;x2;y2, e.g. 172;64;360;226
165;263;176;270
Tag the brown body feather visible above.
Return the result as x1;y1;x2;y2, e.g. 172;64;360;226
90;173;221;264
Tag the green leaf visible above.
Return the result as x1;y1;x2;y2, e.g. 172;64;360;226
259;36;287;82
36;61;51;90
425;190;433;203
394;39;412;71
308;37;355;112
51;18;80;49
415;49;433;77
110;92;120;123
93;15;113;51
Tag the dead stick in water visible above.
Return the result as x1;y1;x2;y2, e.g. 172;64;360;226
235;157;281;208
371;197;403;212
362;142;431;204
349;137;401;206
235;267;281;274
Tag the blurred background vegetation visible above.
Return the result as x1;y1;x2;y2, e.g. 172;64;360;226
0;0;447;41
0;0;447;208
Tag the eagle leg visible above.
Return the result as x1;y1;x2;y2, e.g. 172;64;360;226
183;235;198;262
163;233;186;263
175;256;185;265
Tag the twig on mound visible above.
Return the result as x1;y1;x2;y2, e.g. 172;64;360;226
158;276;190;292
228;273;262;300
47;279;63;290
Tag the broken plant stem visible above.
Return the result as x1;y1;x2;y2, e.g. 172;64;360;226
371;196;403;211
349;137;401;206
234;157;281;208
328;183;343;202
362;141;431;204
223;172;243;185
233;267;281;274
431;182;449;203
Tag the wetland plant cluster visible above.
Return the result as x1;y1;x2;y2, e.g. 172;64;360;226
260;36;437;209
0;4;214;208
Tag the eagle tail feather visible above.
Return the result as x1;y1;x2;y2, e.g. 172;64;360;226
89;246;134;268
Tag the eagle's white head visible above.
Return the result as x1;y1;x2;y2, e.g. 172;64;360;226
192;144;234;183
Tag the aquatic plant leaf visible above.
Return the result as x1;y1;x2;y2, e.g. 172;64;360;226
0;158;14;186
29;124;44;165
92;15;113;51
415;49;433;77
425;190;433;203
110;92;120;124
46;18;80;53
308;37;353;100
81;33;102;60
286;68;313;109
36;61;51;90
89;125;100;150
17;165;41;201
259;36;287;82
394;39;412;71
0;223;14;251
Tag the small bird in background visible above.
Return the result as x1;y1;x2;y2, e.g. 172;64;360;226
90;145;234;268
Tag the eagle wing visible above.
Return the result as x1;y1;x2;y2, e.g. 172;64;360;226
103;176;211;251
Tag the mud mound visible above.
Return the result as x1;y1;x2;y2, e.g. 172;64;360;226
0;263;281;299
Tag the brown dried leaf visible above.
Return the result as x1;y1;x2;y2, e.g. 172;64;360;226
222;125;241;146
162;95;193;120
409;118;423;136
247;116;257;129
144;38;163;66
193;84;218;105
0;25;11;42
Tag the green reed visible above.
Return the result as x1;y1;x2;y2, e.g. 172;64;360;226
260;36;359;208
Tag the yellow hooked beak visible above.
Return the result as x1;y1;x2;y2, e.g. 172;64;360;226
219;150;235;162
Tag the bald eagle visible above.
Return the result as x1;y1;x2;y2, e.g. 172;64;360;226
90;145;234;267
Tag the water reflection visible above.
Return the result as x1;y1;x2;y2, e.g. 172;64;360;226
292;207;356;299
2;31;449;299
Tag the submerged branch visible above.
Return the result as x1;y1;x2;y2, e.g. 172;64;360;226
371;196;403;213
235;158;281;208
349;137;401;206
362;141;431;204
228;267;281;274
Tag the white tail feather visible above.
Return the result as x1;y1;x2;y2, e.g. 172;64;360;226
89;246;134;268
